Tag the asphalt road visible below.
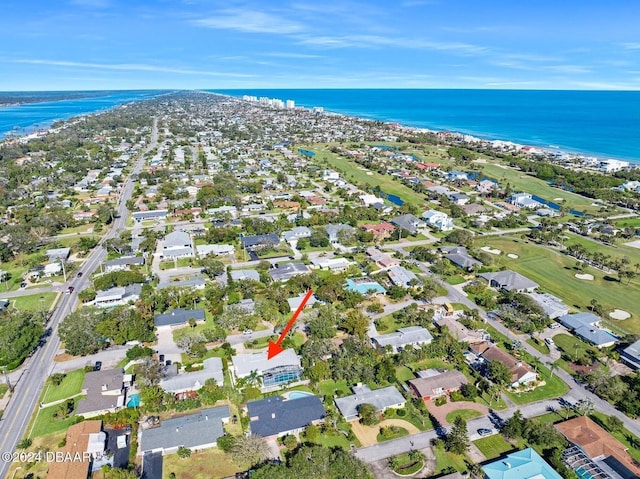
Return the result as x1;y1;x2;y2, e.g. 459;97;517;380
0;118;157;479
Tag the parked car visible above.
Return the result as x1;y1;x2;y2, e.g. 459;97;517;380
549;323;561;329
545;337;554;346
243;329;253;336
94;361;102;371
478;428;493;437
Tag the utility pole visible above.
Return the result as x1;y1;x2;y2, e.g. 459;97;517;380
2;367;14;393
59;258;67;283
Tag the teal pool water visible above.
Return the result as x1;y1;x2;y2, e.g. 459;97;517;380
127;393;140;408
575;467;594;479
288;391;313;400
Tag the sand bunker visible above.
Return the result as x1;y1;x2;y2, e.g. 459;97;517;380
609;309;631;320
481;246;502;255
553;198;564;201
625;240;640;250
507;253;519;259
575;273;594;281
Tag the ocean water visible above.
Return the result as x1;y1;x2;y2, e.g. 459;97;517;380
0;90;168;138
214;89;640;164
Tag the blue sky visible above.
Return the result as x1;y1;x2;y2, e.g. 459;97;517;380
2;0;640;90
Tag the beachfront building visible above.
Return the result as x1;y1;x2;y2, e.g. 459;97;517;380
231;349;303;390
422;209;454;231
599;159;629;172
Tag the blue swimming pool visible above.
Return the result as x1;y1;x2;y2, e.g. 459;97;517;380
575;467;595;479
288;391;313;400
127;393;140;408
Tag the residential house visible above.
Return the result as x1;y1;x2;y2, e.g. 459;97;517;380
372;326;433;352
388;265;420;287
556;416;640;479
509;193;542;209
241;234;280;251
161;231;194;259
269;262;310;282
360;222;395;240
43;262;62;277
448;192;470;205
247;395;326;439
325;223;356;244
196;244;235;256
309;257;353;272
231;349;302;390
93;284;142;308
287;292;318;312
436;317;486;344
335;385;406;421
157;276;206;290
46;247;70;262
441;246;482;271
76;369;128;418
480;271;539;293
621;339;640;369
408;369;468;401
160;357;224;393
229;269;261;282
140;406;230;454
476;179;497;195
47;420;106;479
391;214;426;235
422;209;454;231
359;194;385;207
461;203;487;216
557;312;619;348
471;342;537;388
103;256;145;273
446;170;468;182
282;226;312;246
526;293;570;320
154;308;206;328
482;448;563;479
366;247;400;269
131;209;168;223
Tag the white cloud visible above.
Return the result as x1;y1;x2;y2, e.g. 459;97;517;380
620;42;640;50
265;52;323;59
193;10;303;34
13;59;256;78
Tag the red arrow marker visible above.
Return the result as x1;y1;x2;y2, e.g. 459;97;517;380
267;289;314;359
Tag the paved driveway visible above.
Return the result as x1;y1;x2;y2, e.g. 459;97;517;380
142;451;163;479
156;326;182;364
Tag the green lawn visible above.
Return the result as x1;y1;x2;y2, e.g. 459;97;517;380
395;366;416;383
374;314;403;334
474;435;519;460
445;275;467;285
0;263;28;291
0;384;8;399
445;409;483;423
163;448;242;479
377;426;409;442
482;236;640;333
480;162;602;215
526;338;550;355
318;379;351;398
505;363;569;405
383;407;433;431
563;233;640;265
11;292;58;312
552;333;598;364
42;369;86;404
433;445;468;474
312;430;353;450
28;396;86;438
614;217;640;228
312;145;428;207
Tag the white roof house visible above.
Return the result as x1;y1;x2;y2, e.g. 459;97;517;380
372;326;434;353
160;357;224;393
360;194;385;207
422;209;454;231
509;193;542;209
388;266;420;287
335;385;406;421
162;231;194;258
196;244;235;256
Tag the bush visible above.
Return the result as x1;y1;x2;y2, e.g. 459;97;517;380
217;434;236;453
435;396;447;406
177;446;192;459
283;435;297;450
50;373;66;386
17;438;32;449
126;345;154;360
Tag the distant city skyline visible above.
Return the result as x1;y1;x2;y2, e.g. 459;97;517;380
3;0;640;91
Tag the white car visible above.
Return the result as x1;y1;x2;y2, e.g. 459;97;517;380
242;329;253;336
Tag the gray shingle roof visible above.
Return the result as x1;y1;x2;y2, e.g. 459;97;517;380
154;308;205;327
76;369;124;415
248;395;325;437
160;357;224;392
269;262;309;282
480;270;539;291
232;349;301;378
241;234;280;248
408;370;468;398
140;406;230;452
335;385;405;420
230;269;261;282
372;326;433;350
